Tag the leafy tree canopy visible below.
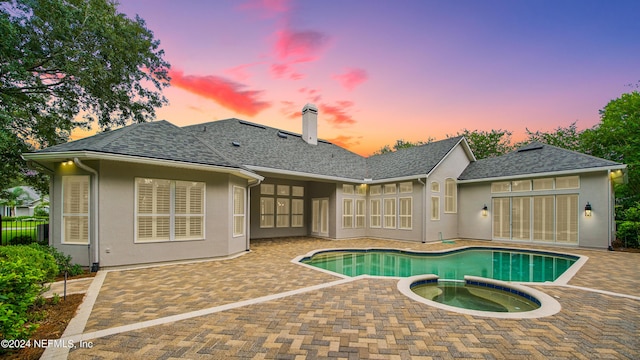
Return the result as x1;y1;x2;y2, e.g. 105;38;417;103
583;91;640;205
0;0;170;190
520;122;585;152
371;138;434;155
450;129;513;160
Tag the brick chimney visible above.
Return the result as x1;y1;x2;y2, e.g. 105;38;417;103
302;103;318;145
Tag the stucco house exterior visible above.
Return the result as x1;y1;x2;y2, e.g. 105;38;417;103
22;104;626;268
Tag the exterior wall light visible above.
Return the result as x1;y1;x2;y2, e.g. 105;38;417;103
482;204;488;217
585;202;592;217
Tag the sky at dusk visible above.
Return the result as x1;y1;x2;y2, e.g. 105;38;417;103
107;0;639;156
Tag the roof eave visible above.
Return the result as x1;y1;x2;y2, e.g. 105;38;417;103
457;164;627;184
23;151;263;182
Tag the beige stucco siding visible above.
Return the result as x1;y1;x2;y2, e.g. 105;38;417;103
458;171;612;249
425;144;472;242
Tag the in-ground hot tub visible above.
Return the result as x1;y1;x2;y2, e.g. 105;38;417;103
397;275;561;319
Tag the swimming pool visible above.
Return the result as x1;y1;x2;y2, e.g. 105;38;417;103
299;247;579;282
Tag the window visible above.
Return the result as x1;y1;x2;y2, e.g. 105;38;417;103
343;198;353;228
174;181;205;240
277;185;290;196
370;199;381;228
399;198;412;229
511;197;531;240
556;176;580;189
356;185;367;196
62;176;90;244
136;178;205;242
260;198;274;228
342;184;354;195
291;199;304;227
292;186;304;197
431;181;440;192
261;184;274;195
233;187;245;237
384;198;396;228
511;180;531;192
355;199;365;228
491;182;511;193
399;182;413;193
276;198;290;227
370;185;381;196
444;179;457;213
492;198;510;239
556;194;578;243
533;178;554;191
533;196;554;241
431;196;440;220
384;184;396;195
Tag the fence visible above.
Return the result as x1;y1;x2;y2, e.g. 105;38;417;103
0;214;49;246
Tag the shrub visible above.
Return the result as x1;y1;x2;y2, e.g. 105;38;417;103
0;245;57;341
615;201;640;248
28;244;84;277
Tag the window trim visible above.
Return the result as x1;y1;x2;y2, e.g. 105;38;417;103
62;175;90;245
232;186;245;237
135;178;206;243
355;199;366;228
370;199;381;228
383;198;396;229
431;196;440;221
343;198;353;228
399;197;412;230
444;178;457;213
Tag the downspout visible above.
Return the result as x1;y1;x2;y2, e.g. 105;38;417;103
246;179;262;251
73;158;99;270
417;177;427;243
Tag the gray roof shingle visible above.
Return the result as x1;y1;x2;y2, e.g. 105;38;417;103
366;136;465;179
35;120;239;169
458;141;622;181
183;119;368;180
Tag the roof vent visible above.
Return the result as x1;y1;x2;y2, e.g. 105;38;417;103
518;144;544;152
238;120;266;130
231;141;241;147
277;131;288;139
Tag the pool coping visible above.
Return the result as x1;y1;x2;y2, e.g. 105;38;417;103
397;275;562;319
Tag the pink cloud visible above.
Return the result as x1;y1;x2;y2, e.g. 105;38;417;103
224;62;263;81
274;29;328;61
169;69;271;116
326;135;362;150
319;101;356;127
298;87;322;103
332;68;368;91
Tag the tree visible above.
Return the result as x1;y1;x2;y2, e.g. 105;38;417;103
372;138;434;155
0;0;170;190
582;91;640;206
450;129;513;160
520;122;585;152
0;187;32;217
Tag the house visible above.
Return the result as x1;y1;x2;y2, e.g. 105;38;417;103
22;104;627;268
0;186;47;217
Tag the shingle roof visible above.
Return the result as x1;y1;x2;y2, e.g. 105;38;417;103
366;136;465;179
34;120;239;169
183;119;368;180
458;141;623;181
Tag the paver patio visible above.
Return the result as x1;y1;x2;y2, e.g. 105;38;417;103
45;238;639;359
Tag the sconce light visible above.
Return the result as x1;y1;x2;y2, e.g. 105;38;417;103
482;204;488;217
61;160;74;166
585;202;592;217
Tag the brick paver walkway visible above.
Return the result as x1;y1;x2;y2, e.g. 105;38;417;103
46;238;639;359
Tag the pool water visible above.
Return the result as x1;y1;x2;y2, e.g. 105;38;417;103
411;281;540;312
300;247;577;282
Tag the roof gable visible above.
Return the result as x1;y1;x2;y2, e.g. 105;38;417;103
365;136;467;180
459;141;623;181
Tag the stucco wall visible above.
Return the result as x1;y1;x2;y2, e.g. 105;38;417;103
94;161;242;267
425;144;472;241
249;178;309;239
458;171;612;248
